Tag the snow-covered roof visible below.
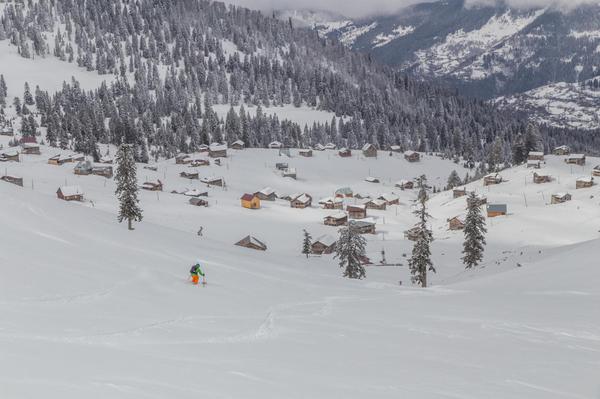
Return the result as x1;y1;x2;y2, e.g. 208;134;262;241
365;198;387;206
258;187;275;196
365;176;379;182
395;179;412;186
362;143;375;151
21;143;39;148
568;154;585;159
1;149;19;156
577;176;593;183
314;234;336;247
269;141;283;148
378;193;398;202
283;168;297;174
390;145;401;150
347;204;366;210
527;159;541;164
553;192;570;198
529;151;544;156
232;140;244;146
319;196;343;204
209;143;227;151
338;147;349;152
485;173;501;179
349;219;375;227
325;212;347;220
200;176;223;183
294;194;311;203
313;143;325;150
184;189;207;197
324;143;336;149
58;185;83;196
404;150;417;156
335;187;353;195
554;145;569;150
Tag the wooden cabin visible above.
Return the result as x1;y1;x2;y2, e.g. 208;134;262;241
448;216;465;231
180;171;199;180
255;187;277;201
142;180;163;191
70;154;85;162
1;175;23;187
299;149;313;157
553;145;570;156
396;180;414;190
576;176;594;189
528;151;545;161
175;153;191;164
551;193;572;204
533;172;551;184
231;140;245;150
290;193;312;209
74;161;93;175
200;177;224;187
526;160;541;169
235;235;267;251
353;192;371;200
565;154;586;166
189;198;209;207
275;162;288;171
268;141;283;149
57;186;84;201
282;168;297;179
311;235;337;255
20;143;40;155
364;199;387;210
483;173;503;186
241;193;261;209
209;143;227;158
365;176;380;184
335;187;353;198
349;219;376;234
182;189;208;198
319;197;344;210
453;188;467;199
487;204;507;218
0;149;19;162
377;193;399;206
198;144;209;153
324;143;336;150
404;150;420;162
324;212;348;227
48;154;72;165
338;148;352;158
362;143;378;158
592;165;600;177
190;159;210;167
346;204;367;219
404;226;421;241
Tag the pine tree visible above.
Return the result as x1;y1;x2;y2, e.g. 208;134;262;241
447;170;461;189
115;143;143;230
462;193;487;269
302;229;312;258
408;176;435;287
23;82;35;106
334;225;367;279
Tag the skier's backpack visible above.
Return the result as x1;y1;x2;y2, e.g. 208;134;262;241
190;265;197;274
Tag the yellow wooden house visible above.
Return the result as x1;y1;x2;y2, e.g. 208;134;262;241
241;193;261;209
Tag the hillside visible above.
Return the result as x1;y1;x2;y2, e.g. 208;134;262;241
1;139;599;397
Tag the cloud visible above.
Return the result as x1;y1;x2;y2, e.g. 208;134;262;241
225;0;600;18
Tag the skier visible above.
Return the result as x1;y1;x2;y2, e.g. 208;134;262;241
189;261;206;286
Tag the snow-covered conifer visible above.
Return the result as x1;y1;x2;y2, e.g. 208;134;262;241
115;143;143;230
462;193;487;269
335;225;367;280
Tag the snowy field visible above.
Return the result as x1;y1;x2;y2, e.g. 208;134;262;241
1;141;599;398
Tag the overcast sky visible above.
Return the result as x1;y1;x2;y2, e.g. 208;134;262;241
225;0;597;18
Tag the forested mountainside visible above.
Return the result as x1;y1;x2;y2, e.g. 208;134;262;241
0;0;541;163
292;0;600;129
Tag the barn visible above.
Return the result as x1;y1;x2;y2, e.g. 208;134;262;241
349;219;376;234
20;143;40;155
553;145;570;155
346;204;367;219
290;193;312;208
576;176;594;189
57;186;84;201
364;199;387;210
0;149;19;162
299;149;313;157
319;197;344;210
311;235;337;255
323;212;348;227
209;143;228;158
404;151;420;162
528;151;544;161
565;154;586;166
362;143;377;158
551;193;572;204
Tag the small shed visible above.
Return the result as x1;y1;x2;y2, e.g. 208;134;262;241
268;141;283;149
349;219;376;234
390;145;402;153
291;193;312;209
209;143;228;158
1;175;23;187
526;160;541;169
319;197;344;210
235;235;267;251
189;198;209;207
275;162;288;170
311;235;337;255
483;173;502;186
364;198;387;210
299;149;313;157
347;204;367;219
324;212;348;226
353;192;371;200
48;154;73;165
282;168;297;179
57;185;84;201
338;148;352;158
335;187;353;198
175;153;191;164
533;172;551;184
365;176;380;184
231;140;245;150
448;216;465;231
142;180;163;191
313;143;326;151
190;159;210;167
324;143;337;150
377;193;399;205
21;143;40;155
565;154;586;166
576;176;594;189
396;180;414;190
404;151;420;162
183;189;208;198
180;171;199;180
551;193;572;204
74;160;93;175
362;143;378;158
255;187;277;201
592;165;600;177
0;149;19;162
241;193;261;209
198;144;209;153
201;177;224;187
553;145;570;156
487;204;507;218
404;226;421;241
453;187;467;199
528;151;544;161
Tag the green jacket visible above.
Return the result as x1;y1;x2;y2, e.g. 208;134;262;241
190;264;205;277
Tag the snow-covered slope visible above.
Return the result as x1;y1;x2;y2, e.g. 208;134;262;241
1;138;599;397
